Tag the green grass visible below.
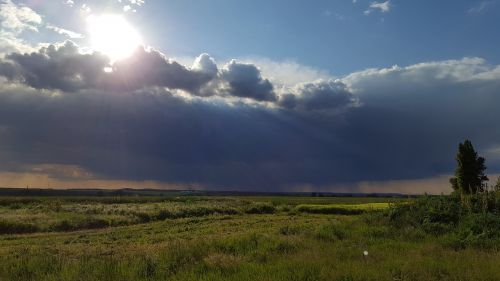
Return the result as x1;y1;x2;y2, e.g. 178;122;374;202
0;195;498;281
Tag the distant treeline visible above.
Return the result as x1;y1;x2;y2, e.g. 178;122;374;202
0;187;415;198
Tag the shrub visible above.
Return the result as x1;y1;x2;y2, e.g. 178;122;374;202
50;220;74;232
387;195;500;249
50;218;110;232
244;203;276;214
81;218;110;229
387;196;460;230
455;213;500;246
443;213;500;250
0;220;39;234
133;211;151;223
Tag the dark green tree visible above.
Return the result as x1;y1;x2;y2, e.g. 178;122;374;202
449;140;488;194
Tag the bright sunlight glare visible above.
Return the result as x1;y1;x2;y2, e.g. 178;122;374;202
87;14;142;61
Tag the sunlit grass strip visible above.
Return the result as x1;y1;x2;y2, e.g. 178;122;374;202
295;203;391;215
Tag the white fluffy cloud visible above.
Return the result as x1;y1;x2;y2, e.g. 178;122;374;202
191;53;218;76
342;57;499;93
0;0;42;54
0;0;42;33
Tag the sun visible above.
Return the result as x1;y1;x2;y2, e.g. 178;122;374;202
87;14;142;61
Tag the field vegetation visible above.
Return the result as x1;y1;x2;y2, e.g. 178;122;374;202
0;194;499;280
0;196;404;234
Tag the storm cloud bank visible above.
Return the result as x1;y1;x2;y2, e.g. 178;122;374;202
1;43;500;192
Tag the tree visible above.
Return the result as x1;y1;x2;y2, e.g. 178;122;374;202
449;140;488;194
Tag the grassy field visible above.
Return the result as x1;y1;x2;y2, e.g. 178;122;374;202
0;195;499;280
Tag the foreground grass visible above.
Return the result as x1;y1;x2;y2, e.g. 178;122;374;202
0;196;498;281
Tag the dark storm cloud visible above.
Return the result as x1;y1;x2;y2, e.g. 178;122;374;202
279;79;358;111
109;47;215;92
220;60;277;102
0;42;280;102
1;43;500;191
0;61;18;79
3;42;108;92
0;42;215;93
0;84;336;189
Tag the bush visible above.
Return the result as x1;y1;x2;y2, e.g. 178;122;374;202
133;211;152;223
156;209;174;220
81;218;110;229
387;196;461;230
244;203;276;214
387;194;500;249
443;213;500;250
0;220;39;234
50;220;75;232
454;213;500;248
50;218;110;232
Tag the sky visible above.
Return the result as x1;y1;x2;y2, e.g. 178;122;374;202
0;0;499;193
